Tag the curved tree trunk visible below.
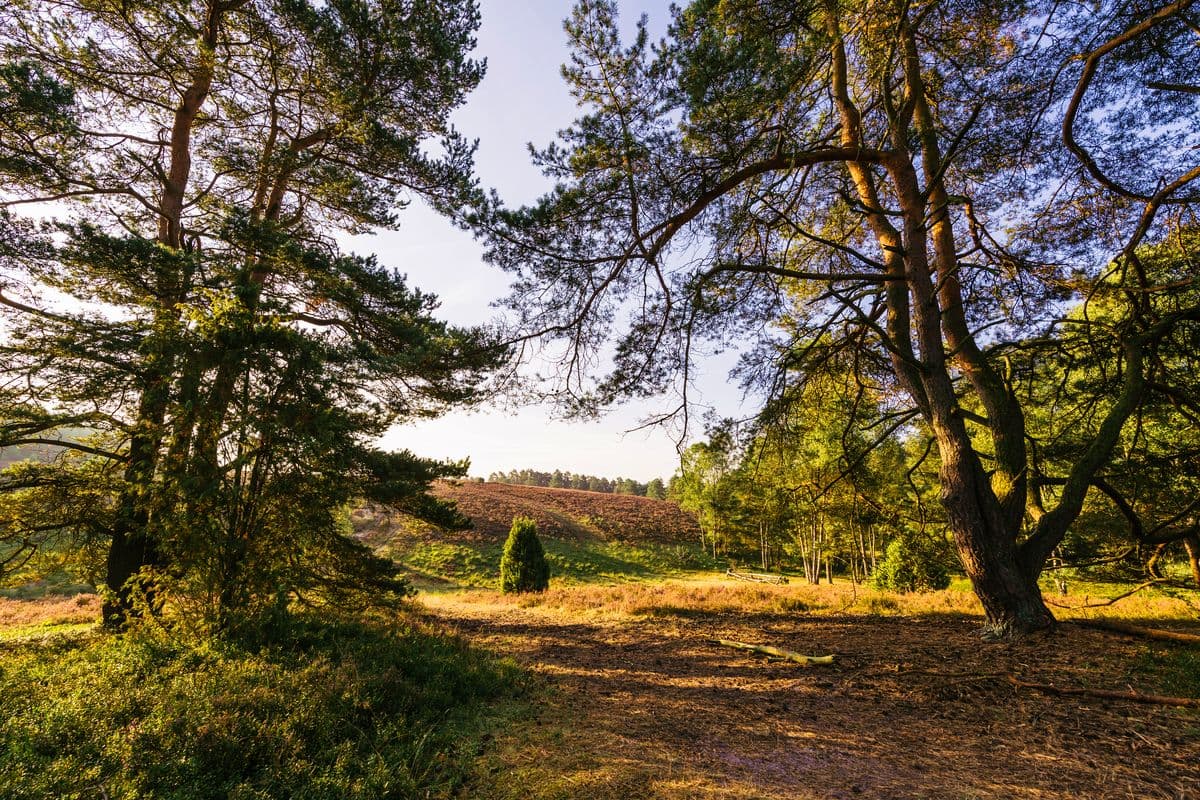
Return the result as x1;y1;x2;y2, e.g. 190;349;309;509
1184;536;1200;589
102;0;227;627
1146;543;1168;580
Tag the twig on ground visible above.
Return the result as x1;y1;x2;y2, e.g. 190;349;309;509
1045;579;1167;609
883;668;1007;680
713;638;834;665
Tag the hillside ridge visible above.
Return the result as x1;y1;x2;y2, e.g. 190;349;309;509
357;480;700;546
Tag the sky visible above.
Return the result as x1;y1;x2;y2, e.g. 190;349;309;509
352;0;751;483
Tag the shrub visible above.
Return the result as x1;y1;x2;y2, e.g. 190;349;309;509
0;612;525;800
864;594;900;615
873;531;952;592
499;517;550;593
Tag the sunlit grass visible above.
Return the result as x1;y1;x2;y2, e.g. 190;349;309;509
387;537;717;590
437;572;1198;626
0;593;101;640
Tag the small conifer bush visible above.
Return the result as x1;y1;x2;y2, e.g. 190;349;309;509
499;516;550;593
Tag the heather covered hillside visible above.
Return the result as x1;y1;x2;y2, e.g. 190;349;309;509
354;481;710;586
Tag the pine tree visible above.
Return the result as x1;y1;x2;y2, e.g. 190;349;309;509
476;0;1200;636
0;0;505;631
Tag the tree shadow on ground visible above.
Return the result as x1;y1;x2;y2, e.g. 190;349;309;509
432;597;1200;800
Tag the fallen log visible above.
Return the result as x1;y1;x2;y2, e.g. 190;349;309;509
1006;675;1200;709
725;569;789;585
1070;619;1200;645
713;638;834;665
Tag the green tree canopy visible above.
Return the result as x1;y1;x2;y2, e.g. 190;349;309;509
476;0;1200;636
0;0;507;630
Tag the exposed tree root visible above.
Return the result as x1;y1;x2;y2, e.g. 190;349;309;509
1006;674;1200;708
1070;619;1200;645
713;639;834;665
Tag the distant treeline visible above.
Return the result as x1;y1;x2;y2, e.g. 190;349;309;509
486;469;667;499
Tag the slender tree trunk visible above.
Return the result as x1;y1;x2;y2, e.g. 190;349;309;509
1184;536;1200;588
870;527;877;575
102;0;227;627
1146;543;1167;579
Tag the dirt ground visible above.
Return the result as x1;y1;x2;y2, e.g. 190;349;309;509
423;587;1200;800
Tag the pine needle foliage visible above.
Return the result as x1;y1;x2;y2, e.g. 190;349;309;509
499;516;550;594
0;0;507;631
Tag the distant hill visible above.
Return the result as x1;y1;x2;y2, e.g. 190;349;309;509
0;429;102;470
353;481;709;587
356;481;701;545
0;441;61;470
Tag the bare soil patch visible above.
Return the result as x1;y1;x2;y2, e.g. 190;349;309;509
425;584;1200;800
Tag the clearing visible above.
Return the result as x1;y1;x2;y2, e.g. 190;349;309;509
424;578;1200;800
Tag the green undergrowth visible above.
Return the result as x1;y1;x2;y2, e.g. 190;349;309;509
0;611;529;800
388;537;717;589
0;621;96;642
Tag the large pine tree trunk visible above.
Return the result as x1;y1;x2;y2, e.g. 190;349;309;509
102;527;164;627
951;522;1055;637
103;369;171;628
102;2;226;627
937;435;1055;637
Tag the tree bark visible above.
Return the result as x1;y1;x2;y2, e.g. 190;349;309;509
1184;535;1200;588
103;0;227;627
1146;542;1167;579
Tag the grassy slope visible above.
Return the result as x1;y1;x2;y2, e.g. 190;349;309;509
355;481;716;588
0;429;97;469
0;442;58;470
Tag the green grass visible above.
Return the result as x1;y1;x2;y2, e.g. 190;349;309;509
0;620;96;642
0;611;529;800
0;576;94;600
388;537;717;589
1138;645;1200;700
395;541;503;587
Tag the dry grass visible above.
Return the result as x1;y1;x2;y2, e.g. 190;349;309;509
429;576;1200;800
1039;578;1200;624
447;573;1198;628
451;576;980;623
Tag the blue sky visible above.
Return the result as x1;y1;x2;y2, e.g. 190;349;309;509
348;0;745;482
